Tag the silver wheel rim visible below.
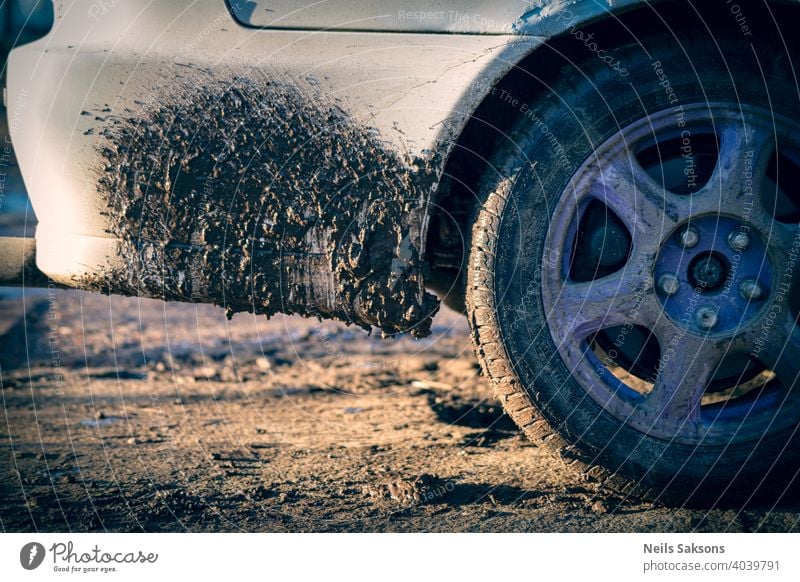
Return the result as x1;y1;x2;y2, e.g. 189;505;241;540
541;103;800;445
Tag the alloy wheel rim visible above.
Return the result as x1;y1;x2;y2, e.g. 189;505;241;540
541;103;800;445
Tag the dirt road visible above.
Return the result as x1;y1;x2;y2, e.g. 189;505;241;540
1;289;799;532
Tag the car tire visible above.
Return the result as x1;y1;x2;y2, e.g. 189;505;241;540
467;26;800;505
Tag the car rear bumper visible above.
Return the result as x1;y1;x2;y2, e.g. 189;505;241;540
7;0;538;334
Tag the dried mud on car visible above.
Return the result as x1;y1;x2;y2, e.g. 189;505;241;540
87;67;439;337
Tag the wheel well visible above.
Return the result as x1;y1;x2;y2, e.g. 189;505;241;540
425;0;800;312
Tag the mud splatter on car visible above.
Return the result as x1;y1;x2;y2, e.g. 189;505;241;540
89;70;439;337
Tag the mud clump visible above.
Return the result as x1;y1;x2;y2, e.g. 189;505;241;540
363;474;449;506
89;70;439;337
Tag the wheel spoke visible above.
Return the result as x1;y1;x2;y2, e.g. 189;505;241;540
753;215;799;258
551;267;657;342
747;311;800;392
640;332;726;428
588;156;682;239
694;117;774;214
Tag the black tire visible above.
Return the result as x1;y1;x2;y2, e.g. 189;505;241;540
467;25;800;506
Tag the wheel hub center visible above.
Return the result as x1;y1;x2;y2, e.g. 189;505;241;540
653;215;772;334
688;251;728;291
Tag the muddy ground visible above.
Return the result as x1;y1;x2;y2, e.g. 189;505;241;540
1;289;799;532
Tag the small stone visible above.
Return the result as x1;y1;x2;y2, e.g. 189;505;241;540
195;366;216;378
255;357;271;371
220;367;237;382
590;500;607;513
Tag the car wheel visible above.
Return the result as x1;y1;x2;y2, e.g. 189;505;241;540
467;28;800;505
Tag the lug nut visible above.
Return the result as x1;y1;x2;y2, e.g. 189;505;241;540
679;226;699;249
739;278;764;301
657;273;681;297
696;306;719;330
728;228;751;252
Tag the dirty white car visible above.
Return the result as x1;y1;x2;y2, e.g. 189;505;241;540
4;0;800;505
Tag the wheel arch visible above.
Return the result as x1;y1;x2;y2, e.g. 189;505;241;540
425;0;800;311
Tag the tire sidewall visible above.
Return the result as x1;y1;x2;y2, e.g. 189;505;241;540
489;32;800;500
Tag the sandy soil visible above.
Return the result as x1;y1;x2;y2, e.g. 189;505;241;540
1;289;799;532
